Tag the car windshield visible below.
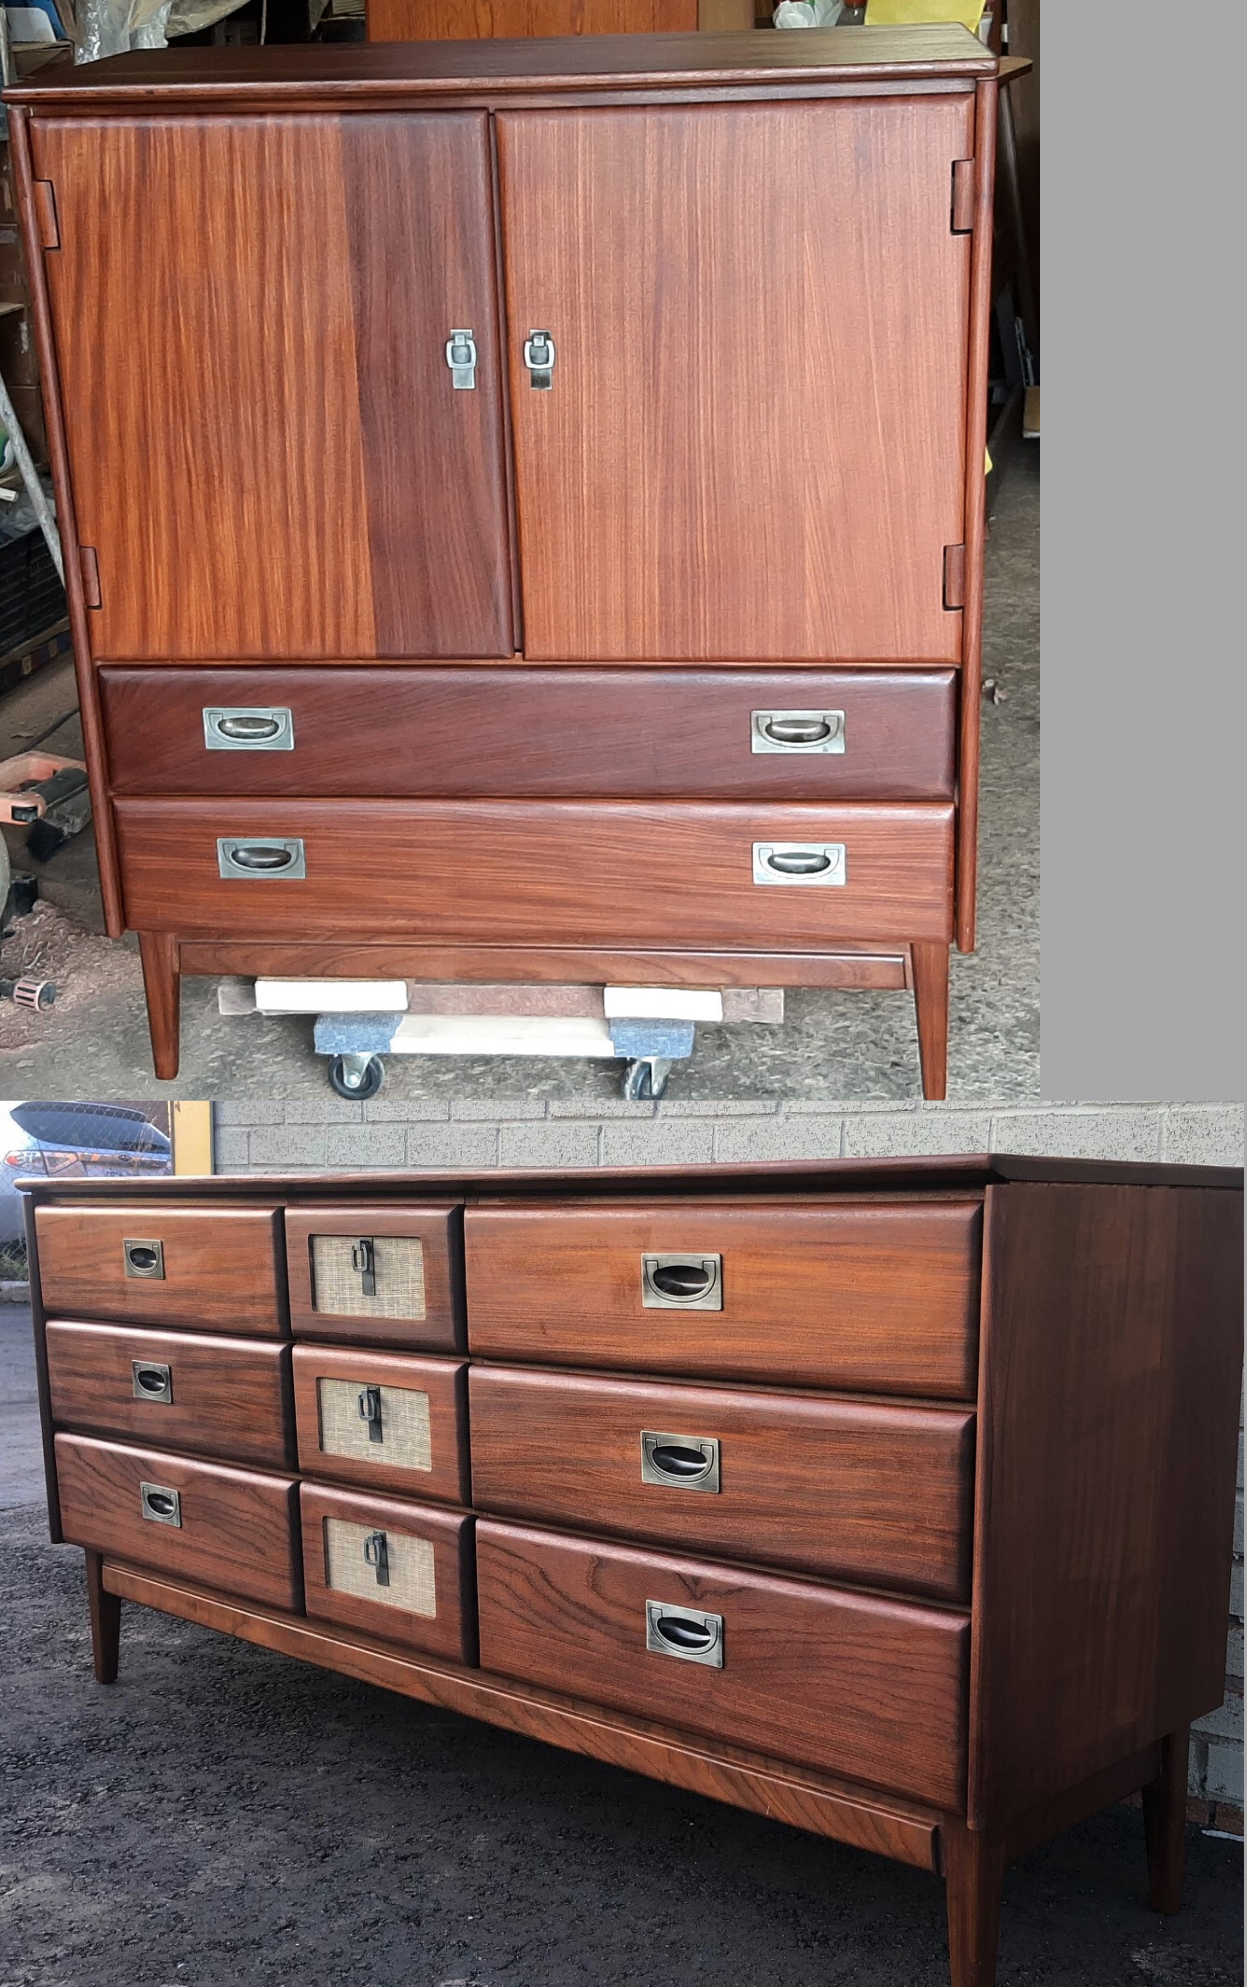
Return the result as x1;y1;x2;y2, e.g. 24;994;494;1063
8;1103;171;1156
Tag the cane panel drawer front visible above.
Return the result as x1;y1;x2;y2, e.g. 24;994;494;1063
301;1483;477;1663
292;1345;470;1504
55;1432;302;1610
34;1204;286;1335
465;1201;982;1397
468;1366;974;1602
46;1320;293;1469
285;1206;464;1350
100;666;959;804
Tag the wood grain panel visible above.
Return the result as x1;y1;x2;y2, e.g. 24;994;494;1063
55;1432;301;1610
32;113;510;660
99;665;958;801
285;1204;464;1350
469;1365;974;1600
46;1320;292;1468
301;1482;476;1662
498;99;972;660
35;1204;286;1336
476;1521;969;1806
465;1200;982;1396
113;798;955;946
368;0;698;40
292;1345;469;1503
968;1182;1245;1830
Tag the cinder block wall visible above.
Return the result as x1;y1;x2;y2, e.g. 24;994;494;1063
214;1096;1245;1829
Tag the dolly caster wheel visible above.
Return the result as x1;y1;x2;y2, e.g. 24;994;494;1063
622;1056;672;1101
328;1053;384;1100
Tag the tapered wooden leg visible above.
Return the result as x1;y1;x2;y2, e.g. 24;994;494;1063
1142;1727;1190;1914
911;941;950;1100
138;931;181;1080
85;1549;120;1684
944;1821;1005;1987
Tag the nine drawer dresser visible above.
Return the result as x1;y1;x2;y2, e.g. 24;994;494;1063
7;24;1000;1097
24;1157;1243;1987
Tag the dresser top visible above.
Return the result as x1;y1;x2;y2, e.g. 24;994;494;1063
5;24;995;111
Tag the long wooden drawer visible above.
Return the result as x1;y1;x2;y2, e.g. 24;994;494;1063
100;665;957;802
469;1367;974;1602
465;1202;981;1398
476;1522;968;1807
55;1432;301;1610
35;1203;286;1336
301;1483;477;1663
46;1320;292;1469
285;1204;464;1351
292;1345;469;1505
112;799;955;946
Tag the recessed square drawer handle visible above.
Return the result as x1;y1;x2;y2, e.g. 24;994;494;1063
132;1360;173;1404
645;1601;724;1669
362;1529;390;1586
217;837;306;880
203;707;295;752
640;1430;720;1493
357;1384;384;1444
750;710;845;755
123;1237;165;1280
752;842;846;886
640;1253;722;1311
139;1482;181;1528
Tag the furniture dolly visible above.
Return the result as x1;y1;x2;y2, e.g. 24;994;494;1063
24;1155;1243;1987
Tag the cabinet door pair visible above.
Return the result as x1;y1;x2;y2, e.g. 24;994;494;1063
37;97;973;665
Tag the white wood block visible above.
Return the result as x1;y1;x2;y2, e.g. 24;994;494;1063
254;979;410;1014
603;987;723;1022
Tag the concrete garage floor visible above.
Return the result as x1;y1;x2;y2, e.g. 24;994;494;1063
1;1312;1241;1987
0;453;1038;1103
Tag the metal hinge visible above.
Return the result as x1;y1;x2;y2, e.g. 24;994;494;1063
32;179;59;250
951;158;976;234
79;545;101;608
943;543;966;610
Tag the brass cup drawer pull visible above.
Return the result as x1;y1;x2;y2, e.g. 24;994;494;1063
640;1253;723;1311
123;1237;165;1280
203;707;294;752
140;1481;181;1527
752;842;846;886
217;837;306;880
645;1600;724;1669
750;709;845;755
640;1430;720;1493
132;1360;173;1404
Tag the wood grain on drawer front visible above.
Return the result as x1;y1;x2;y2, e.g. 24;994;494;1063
35;1204;286;1335
99;666;957;803
301;1483;476;1663
292;1345;469;1505
469;1367;974;1603
476;1522;968;1808
54;1432;300;1610
465;1202;981;1398
285;1205;464;1351
46;1320;292;1469
112;800;955;946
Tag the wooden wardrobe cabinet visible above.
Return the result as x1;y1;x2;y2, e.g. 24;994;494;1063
24;1158;1243;1987
6;28;999;1095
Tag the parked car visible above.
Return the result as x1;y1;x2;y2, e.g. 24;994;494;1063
0;1102;172;1245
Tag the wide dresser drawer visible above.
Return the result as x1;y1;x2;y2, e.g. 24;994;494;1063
100;665;957;802
46;1320;292;1468
292;1345;469;1505
469;1366;974;1602
476;1522;968;1808
35;1203;287;1336
55;1433;301;1610
112;799;955;946
465;1201;982;1397
300;1483;476;1663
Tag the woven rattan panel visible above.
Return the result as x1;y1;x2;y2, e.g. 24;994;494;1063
310;1234;426;1320
317;1378;433;1473
324;1518;437;1616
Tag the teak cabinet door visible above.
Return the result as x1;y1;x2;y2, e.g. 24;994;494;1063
498;100;973;662
33;112;513;661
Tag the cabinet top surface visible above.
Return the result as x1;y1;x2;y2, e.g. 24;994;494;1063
5;25;995;109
